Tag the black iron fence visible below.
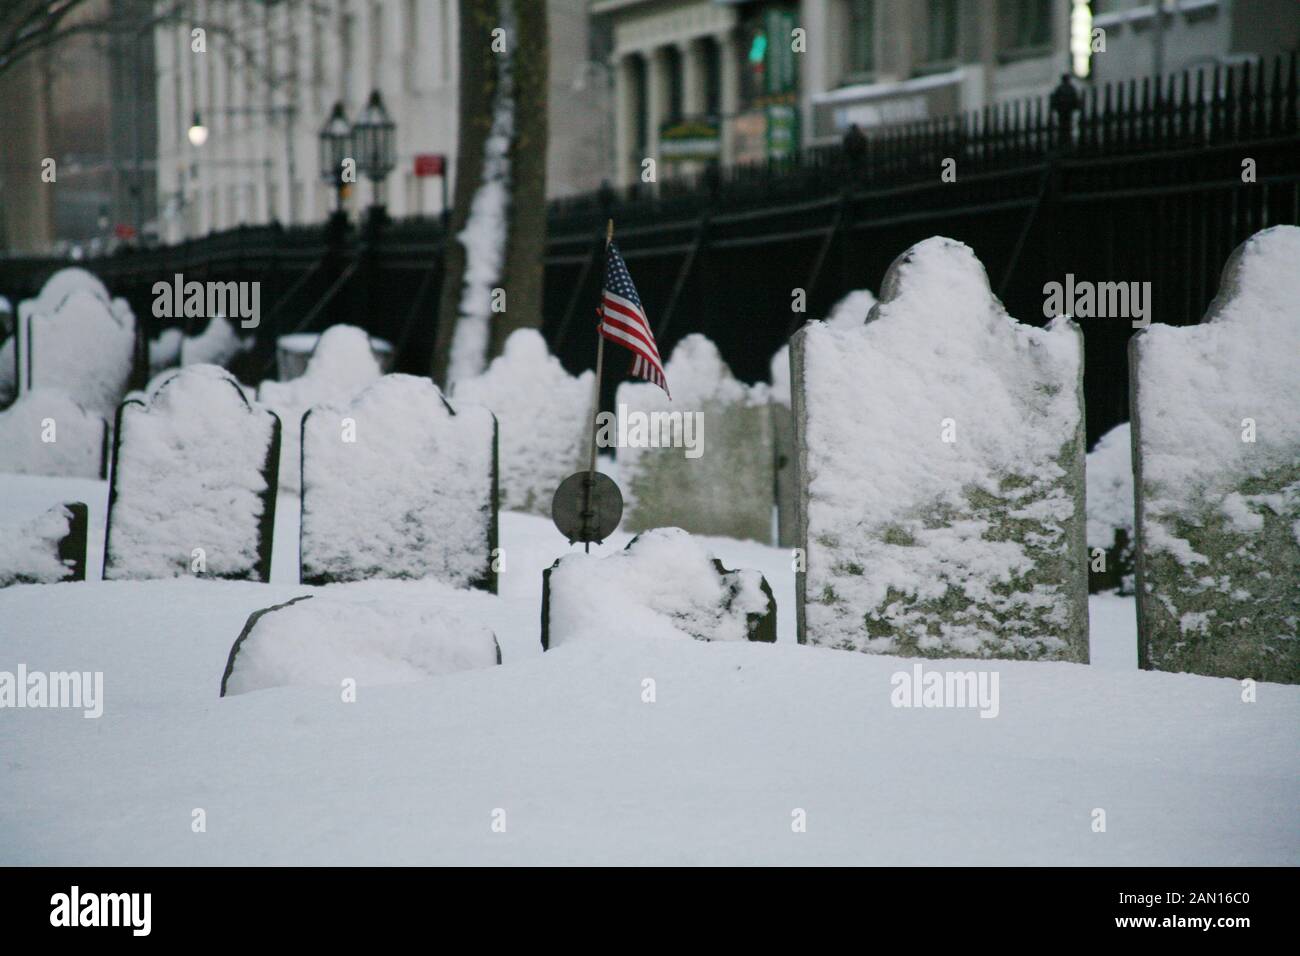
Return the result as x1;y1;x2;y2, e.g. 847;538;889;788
3;54;1297;445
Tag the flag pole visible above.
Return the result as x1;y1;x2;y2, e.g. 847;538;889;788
582;218;614;553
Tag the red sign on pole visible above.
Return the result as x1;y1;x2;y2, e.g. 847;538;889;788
414;153;446;177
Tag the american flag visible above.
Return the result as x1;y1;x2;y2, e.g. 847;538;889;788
599;241;670;398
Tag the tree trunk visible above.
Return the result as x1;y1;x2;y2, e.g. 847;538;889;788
431;0;499;387
432;0;548;387
493;0;548;358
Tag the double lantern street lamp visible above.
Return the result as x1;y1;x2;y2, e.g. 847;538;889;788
319;90;396;215
186;91;396;216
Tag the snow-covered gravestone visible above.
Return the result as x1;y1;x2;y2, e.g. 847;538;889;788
0;503;89;588
617;334;774;543
453;329;593;515
771;290;878;547
258;324;383;496
104;365;280;581
220;595;500;697
0;389;108;478
300;374;499;590
1131;225;1300;684
541;528;777;649
791;237;1088;660
179;315;253;368
25;290;135;421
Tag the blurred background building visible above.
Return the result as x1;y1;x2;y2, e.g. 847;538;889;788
0;0;157;255
153;0;606;243
3;1;1296;250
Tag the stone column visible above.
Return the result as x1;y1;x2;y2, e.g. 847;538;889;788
646;46;668;178
717;30;740;166
613;54;636;186
680;39;703;118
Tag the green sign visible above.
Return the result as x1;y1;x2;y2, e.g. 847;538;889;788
660;118;721;162
764;8;797;95
765;104;798;161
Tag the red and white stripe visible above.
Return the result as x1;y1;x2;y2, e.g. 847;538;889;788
599;289;670;397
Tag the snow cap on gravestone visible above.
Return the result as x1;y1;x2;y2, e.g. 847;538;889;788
304;324;382;385
654;333;754;407
870;236;1006;332
1202;224;1300;329
36;267;110;310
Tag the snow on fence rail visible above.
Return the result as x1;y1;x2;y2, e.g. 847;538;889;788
617;334;774;543
791;237;1089;660
0;389;108;478
1131;225;1300;684
104;365;280;582
453;329;592;516
299;374;499;590
541;527;777;649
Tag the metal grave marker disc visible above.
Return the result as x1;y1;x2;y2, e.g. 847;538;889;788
552;471;623;545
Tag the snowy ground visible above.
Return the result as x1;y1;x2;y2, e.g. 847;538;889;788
1;474;1295;865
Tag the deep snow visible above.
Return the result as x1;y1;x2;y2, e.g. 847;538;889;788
3;470;1294;865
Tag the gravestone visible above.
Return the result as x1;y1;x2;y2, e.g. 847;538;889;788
617;334;774;543
179;315;253;368
15;268;114;394
105;364;280;581
770;289;879;547
453;329;593;516
276;331;394;382
791;237;1088;660
300;374;499;590
220;594;500;697
1131;225;1300;684
0;502;89;587
0;389;108;478
148;327;183;376
541;527;777;649
259;324;383;496
25;290;135;421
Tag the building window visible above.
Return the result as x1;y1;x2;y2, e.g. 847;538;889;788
631;55;648;155
847;0;875;78
1000;0;1053;53
341;12;356;105
702;38;722;118
664;46;683;123
404;0;419;90
926;0;958;63
370;2;384;92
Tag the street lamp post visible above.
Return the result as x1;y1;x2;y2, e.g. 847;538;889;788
352;90;396;218
319;101;354;216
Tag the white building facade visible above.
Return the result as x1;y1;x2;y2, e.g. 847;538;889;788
155;0;603;243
